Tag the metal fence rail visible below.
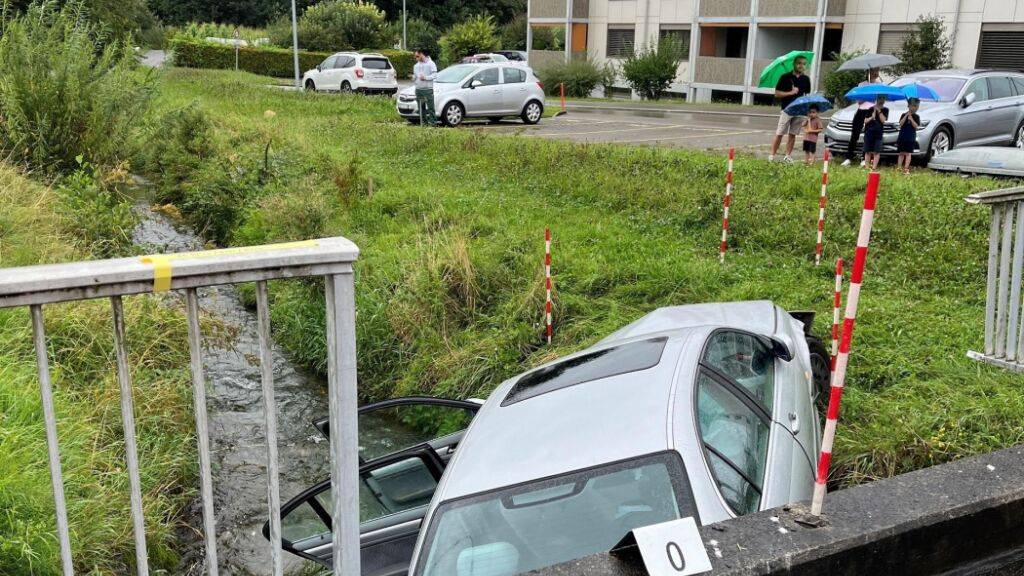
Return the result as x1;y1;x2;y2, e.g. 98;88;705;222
967;187;1024;372
0;237;362;576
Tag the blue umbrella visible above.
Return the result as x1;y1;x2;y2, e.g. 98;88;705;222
844;84;907;102
901;83;940;101
784;93;833;117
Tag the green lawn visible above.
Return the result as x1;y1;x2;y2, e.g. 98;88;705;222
0;166;196;575
149;67;1023;487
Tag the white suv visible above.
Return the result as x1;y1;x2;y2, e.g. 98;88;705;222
302;52;398;95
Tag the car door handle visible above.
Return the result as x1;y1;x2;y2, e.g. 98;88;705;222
788;411;800;434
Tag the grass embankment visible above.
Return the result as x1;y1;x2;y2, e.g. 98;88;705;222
0;166;196;574
150;67;1023;486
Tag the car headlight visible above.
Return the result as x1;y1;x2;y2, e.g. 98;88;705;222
917;120;931;131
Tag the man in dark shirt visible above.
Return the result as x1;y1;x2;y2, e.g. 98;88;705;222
769;56;812;163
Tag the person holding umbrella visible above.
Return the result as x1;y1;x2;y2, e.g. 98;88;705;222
767;54;811;163
843;68;882;167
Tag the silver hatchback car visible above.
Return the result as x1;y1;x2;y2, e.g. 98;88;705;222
269;301;828;575
824;69;1024;159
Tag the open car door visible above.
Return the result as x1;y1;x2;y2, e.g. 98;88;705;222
269;397;481;575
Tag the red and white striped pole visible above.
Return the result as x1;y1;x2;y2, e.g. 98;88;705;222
830;257;844;375
719;148;735;263
815;149;831;266
812;172;881;516
545;228;553;344
560;82;566;112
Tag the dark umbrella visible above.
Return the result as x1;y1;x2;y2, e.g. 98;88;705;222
783;93;833;117
836;53;902;71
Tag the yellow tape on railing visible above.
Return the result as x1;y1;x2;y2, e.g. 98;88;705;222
139;240;321;293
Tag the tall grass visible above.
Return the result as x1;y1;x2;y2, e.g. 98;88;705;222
150;68;1024;488
0;1;153;172
0;165;196;574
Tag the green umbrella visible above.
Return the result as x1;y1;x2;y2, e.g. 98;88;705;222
757;50;815;89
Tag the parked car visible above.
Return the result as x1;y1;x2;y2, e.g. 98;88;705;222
824;69;1024;160
268;301;828;576
494;50;528;62
302;52;398;95
460;53;509;64
396;63;545;127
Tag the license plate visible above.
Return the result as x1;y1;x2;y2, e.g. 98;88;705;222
399;105;413;112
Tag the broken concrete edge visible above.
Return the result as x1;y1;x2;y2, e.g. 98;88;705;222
527;445;1024;575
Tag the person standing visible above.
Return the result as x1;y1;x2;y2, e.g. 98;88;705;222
842;67;882;167
413;49;438;126
802;105;823;165
862;95;888;171
897;98;921;174
769;55;811;163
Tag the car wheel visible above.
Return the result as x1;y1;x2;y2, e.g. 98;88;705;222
442;102;464;127
341;81;353;93
1015;122;1024;150
521;100;543;125
304;79;316;92
929;126;953;159
806;335;831;407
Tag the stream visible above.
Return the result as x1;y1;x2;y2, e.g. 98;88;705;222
133;205;331;575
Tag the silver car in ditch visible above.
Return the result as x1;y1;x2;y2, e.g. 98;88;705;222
270;301;828;576
824;69;1024;159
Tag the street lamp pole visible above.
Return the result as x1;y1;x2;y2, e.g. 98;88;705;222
291;0;301;89
402;0;407;50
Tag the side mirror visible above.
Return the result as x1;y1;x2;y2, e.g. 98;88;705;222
316;65;321;72
757;335;793;362
962;92;976;108
470;79;483;89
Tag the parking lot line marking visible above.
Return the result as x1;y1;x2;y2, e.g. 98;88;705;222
530;124;692;137
620;129;765;144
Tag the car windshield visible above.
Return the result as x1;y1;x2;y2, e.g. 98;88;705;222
435;65;477;83
415;453;694;576
890;76;966;102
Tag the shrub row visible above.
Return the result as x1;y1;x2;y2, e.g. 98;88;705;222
170;38;414;79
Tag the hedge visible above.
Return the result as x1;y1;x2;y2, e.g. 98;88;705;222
169;38;414;79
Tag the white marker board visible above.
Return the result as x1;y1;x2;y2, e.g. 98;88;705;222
612;517;713;576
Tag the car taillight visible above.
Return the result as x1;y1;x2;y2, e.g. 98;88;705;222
355;68;364;78
537;81;544;89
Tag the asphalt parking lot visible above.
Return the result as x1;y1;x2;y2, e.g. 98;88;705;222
486;105;782;154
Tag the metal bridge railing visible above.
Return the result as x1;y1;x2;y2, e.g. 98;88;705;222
0;237;362;576
967;187;1024;373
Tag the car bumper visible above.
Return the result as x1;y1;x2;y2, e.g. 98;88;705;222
824;124;932;157
396;99;419;117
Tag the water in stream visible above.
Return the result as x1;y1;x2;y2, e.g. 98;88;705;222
133;205;331;575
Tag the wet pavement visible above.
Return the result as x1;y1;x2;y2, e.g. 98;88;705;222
133;206;331;575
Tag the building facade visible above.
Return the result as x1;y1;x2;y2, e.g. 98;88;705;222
526;0;1024;103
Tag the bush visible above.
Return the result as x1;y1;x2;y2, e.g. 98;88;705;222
171;37;331;77
499;14;526;50
439;15;500;64
55;157;137;258
621;38;684;100
0;1;154;173
822;49;868;106
536;56;605;97
394;17;440;57
168;21;270;45
267;0;393;52
895;15;952;75
377;48;415;78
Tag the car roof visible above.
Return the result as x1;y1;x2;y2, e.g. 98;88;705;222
434;301;782;501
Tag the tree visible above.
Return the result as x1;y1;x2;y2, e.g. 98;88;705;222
895;14;952;74
822;48;868;106
439;15;499;64
621;37;684;100
398;17;440;55
267;0;393;51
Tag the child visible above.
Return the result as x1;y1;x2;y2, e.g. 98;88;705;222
802;105;824;165
862;95;888;171
897;98;921;174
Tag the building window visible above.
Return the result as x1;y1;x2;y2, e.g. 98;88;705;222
977;25;1024;70
659;26;691;59
877;24;914;56
607;26;635;58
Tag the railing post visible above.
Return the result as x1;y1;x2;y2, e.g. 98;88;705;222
30;304;74;576
185;289;220;576
995;204;1015;357
325;273;361;576
985;205;1001;356
255;281;283;576
111;296;150;576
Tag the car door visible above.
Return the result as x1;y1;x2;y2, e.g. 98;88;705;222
955;77;992;146
501;66;529;114
335;55;356;90
463;66;502;115
985;75;1020;144
316;56;337;86
271;446;446;575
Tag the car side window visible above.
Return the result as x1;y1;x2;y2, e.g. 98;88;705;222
502;67;525;84
696;373;769;515
338;56;354;68
473;68;500;86
320;56;336;69
964;78;989;103
701;330;775;410
988;76;1014;100
1013;77;1024;96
